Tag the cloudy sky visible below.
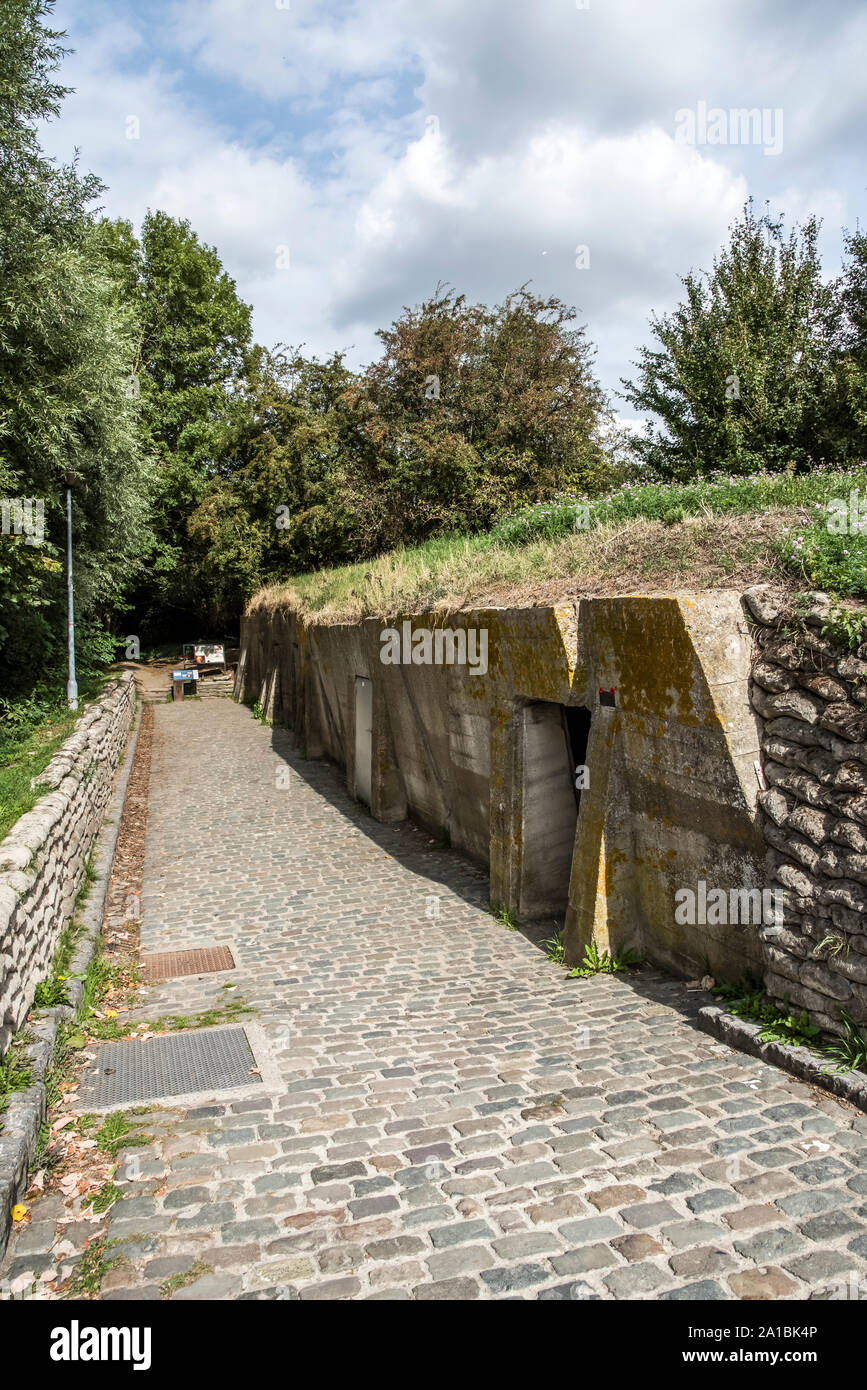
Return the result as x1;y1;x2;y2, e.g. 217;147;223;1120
43;0;866;417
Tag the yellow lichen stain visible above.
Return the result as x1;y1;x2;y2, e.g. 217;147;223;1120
482;608;583;702
596;598;712;727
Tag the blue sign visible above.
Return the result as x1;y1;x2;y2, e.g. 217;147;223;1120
172;669;198;682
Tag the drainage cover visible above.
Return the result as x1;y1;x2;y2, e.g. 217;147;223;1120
77;1026;261;1108
141;945;235;983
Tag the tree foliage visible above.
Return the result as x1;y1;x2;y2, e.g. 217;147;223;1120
836;230;867;446
93;211;253;632
621;203;849;478
345;285;609;551
0;0;151;690
172;287;611;623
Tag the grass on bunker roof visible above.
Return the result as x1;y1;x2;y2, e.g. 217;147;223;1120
248;466;867;624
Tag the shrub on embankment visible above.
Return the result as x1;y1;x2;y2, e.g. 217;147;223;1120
248;466;867;622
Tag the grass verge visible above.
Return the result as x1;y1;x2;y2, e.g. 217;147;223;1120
249;467;867;622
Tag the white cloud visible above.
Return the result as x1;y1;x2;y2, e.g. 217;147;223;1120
43;0;867;410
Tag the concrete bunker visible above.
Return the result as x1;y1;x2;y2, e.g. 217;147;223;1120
240;592;767;983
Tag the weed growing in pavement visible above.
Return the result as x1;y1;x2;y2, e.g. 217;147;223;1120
66;1238;119;1299
541;929;566;965
160;1261;212;1299
568;943;643;978
90;1180;122;1214
714;979;830;1052
488;901;519;931
822;1010;867;1075
95;1111;152;1159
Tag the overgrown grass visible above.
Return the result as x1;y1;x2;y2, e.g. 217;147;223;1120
0;708;80;842
712;979;867;1068
31;917;86;1011
66;1238;119;1299
0;1035;33;1123
0;674;107;841
249;466;867;622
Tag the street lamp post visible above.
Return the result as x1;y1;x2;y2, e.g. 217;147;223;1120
65;477;78;711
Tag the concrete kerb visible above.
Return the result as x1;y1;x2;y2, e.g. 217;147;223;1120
0;694;143;1260
697;1001;867;1112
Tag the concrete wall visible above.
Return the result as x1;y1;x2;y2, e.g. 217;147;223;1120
239;593;765;981
567;594;766;980
0;675;135;1055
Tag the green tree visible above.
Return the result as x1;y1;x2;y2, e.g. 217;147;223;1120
345;285;609;550
96;211;253;634
184;286;610;604
179;346;366;622
621;202;842;478
0;0;151;690
835;230;867;452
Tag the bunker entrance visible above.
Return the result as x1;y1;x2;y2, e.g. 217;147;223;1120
520;701;590;922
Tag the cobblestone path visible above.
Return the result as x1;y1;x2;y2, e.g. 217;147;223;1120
5;699;867;1301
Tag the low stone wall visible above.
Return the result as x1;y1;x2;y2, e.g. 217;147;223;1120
747;586;867;1035
0;674;136;1056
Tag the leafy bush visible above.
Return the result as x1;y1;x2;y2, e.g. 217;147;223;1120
621;203;851;478
779;523;867;600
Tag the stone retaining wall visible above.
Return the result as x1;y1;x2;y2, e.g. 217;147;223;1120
0;674;136;1056
747;586;867;1036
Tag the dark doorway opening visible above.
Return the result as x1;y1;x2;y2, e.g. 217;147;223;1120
565;705;592;812
520;701;592;924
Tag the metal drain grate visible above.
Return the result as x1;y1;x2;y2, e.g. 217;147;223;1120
76;1026;261;1108
141;945;235;983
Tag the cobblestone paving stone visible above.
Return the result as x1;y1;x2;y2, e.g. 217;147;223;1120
5;699;867;1301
